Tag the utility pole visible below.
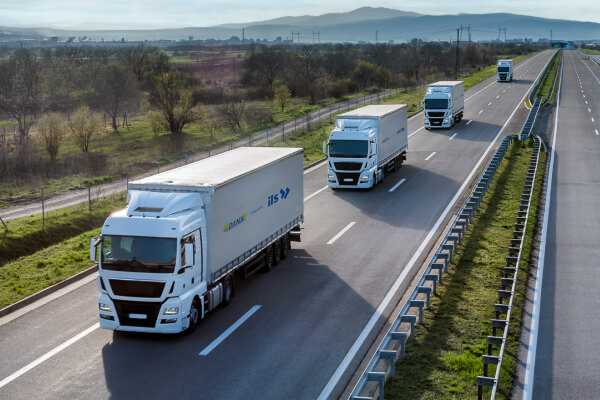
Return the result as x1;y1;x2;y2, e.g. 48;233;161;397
242;28;245;44
375;30;378;44
455;28;460;80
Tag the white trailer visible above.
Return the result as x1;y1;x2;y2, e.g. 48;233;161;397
323;104;408;189
497;59;513;82
91;147;303;333
423;81;464;129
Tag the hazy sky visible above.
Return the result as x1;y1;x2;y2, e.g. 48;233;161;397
1;1;598;29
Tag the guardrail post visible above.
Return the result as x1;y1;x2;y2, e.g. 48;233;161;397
379;350;397;377
41;187;45;226
391;331;408;358
366;372;386;400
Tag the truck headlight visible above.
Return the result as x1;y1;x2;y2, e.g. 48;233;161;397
163;307;179;315
361;174;369;180
328;173;335;180
444;119;449;123
99;303;112;312
424;118;429;123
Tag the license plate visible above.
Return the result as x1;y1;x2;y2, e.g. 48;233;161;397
344;178;353;182
129;313;147;320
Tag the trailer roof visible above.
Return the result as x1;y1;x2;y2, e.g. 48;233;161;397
427;81;464;87
338;104;407;119
129;147;302;192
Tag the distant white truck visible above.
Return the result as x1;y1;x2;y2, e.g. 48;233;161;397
90;147;303;333
423;81;464;129
497;59;513;82
323;104;408;189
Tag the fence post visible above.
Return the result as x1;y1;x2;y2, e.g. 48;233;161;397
41;187;45;227
295;118;297;132
329;106;332;123
0;216;7;232
249;133;252;145
156;162;160;173
185;153;188;164
126;172;129;191
282;124;285;142
88;181;91;211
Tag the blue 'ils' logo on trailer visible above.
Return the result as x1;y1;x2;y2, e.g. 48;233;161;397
268;187;290;207
397;127;406;135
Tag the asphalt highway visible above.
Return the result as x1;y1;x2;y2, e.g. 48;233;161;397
529;50;600;399
0;50;555;400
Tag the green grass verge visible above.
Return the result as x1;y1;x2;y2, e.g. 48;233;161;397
536;51;561;104
580;49;600;55
385;139;546;399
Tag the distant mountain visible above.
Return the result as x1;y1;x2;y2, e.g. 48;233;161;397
217;7;421;29
1;8;599;43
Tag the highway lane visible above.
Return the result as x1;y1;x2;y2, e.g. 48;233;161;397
0;51;554;400
529;50;600;399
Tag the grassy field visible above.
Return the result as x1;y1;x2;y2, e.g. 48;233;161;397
384;139;546;399
580;49;600;55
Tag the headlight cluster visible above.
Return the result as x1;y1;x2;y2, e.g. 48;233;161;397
361;175;369;180
163;307;179;315
99;303;112;312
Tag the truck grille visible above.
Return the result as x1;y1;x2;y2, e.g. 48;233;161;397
113;300;162;328
334;162;363;171
109;280;165;298
335;172;360;185
429;118;443;126
427;112;445;117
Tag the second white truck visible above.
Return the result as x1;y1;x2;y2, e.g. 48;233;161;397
90;147;303;333
423;80;464;129
496;59;513;82
323;104;408;189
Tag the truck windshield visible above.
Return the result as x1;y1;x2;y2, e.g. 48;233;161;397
424;99;448;109
329;140;369;158
498;67;510;72
101;235;177;273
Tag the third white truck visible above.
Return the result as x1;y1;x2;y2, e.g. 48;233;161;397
496;59;513;82
323;104;408;189
423;80;464;129
90;147;303;333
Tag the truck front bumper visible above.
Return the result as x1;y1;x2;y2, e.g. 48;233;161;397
328;169;374;189
98;293;188;334
424;117;452;128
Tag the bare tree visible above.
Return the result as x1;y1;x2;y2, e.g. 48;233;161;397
89;63;140;131
273;83;292;112
38;113;64;161
217;100;245;132
68;105;101;153
150;70;199;135
294;46;323;104
0;49;51;141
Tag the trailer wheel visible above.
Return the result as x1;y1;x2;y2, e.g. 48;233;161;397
187;298;201;333
264;245;274;272
281;234;290;260
222;276;233;307
273;240;282;266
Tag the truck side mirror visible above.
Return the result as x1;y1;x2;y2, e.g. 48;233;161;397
322;141;328;154
90;237;97;262
183;243;194;267
420;100;424;109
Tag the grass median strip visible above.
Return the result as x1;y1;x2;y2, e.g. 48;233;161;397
385;139;546;399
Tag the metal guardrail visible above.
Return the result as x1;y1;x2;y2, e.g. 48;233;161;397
529;51;559;105
350;135;514;400
476;136;541;399
520;97;542;140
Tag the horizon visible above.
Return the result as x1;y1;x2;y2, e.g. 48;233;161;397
1;2;599;30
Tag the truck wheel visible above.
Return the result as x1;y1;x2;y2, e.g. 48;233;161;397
222;276;233;307
273;240;282;266
187;298;201;333
281;234;290;259
264;245;274;272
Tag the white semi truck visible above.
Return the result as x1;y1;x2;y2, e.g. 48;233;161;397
423;81;464;129
90;147;304;333
323;104;408;189
496;59;513;82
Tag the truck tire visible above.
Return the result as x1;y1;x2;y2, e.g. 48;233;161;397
222;276;233;307
273;240;282;266
264;245;274;272
187;298;201;333
281;234;290;259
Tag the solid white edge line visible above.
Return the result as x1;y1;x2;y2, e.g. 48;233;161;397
408;126;424;138
0;323;100;389
326;222;356;245
304;185;328;202
449;133;458;140
317;51;551;400
424;151;437;161
199;305;261;356
388;178;406;193
522;48;564;400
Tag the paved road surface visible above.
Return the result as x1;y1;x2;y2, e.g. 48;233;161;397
0;51;554;400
